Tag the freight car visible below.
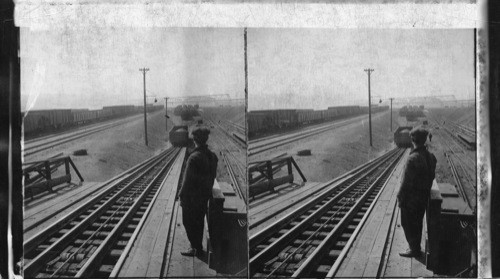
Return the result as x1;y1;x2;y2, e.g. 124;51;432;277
248;105;389;138
23;105;163;138
23;109;73;134
169;125;190;147
103;105;136;117
394;126;413;148
71;109;98;125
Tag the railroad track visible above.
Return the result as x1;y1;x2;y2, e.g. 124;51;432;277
206;118;247;202
224;119;246;135
248;118;352;146
428;114;476;210
446;152;476;211
23;147;181;278
249;148;405;278
248;113;386;157
249;149;402;230
23;149;173;234
222;151;246;203
449;121;475;139
23;114;146;157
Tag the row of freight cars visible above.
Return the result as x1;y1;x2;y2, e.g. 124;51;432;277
23;105;164;136
248;105;389;138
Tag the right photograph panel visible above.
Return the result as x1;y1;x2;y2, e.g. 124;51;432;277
247;29;477;278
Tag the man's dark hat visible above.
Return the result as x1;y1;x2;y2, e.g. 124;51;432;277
192;126;210;144
410;127;429;143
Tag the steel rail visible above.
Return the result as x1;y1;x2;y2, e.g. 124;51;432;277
248;113;387;157
249;149;404;276
23;148;175;254
249;148;400;230
25;121;123;152
324;151;403;278
24;112;161;157
108;152;183;278
248;113;375;146
222;151;246;203
199;114;247;203
23;148;171;234
293;154;398;278
250;149;404;278
24;113;145;145
214;119;247;149
224;119;245;135
447;152;475;211
23;148;179;278
75;148;181;278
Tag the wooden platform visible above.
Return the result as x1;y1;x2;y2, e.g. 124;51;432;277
163;202;216;278
336;149;434;278
115;150;196;277
23;155;152;239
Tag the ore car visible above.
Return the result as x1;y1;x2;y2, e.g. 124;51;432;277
394;126;413;148
169;125;190;147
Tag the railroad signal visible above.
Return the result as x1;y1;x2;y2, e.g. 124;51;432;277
165;97;169;131
389;98;395;132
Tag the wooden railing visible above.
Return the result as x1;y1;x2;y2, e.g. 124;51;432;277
23;156;84;200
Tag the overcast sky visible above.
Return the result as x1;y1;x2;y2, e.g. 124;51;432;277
248;29;475;110
21;28;245;111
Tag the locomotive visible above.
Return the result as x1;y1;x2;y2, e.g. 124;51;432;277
169;125;190;147
394;126;413;148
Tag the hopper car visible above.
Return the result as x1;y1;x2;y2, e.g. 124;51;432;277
23;105;164;136
248;105;388;138
394;126;413;148
169;125;190;147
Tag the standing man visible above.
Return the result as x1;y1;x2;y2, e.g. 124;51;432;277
178;126;218;257
397;127;437;258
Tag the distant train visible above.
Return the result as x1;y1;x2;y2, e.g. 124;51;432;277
394;126;413;148
173;104;200;121
248;105;389;138
23;105;164;136
169;125;190;147
399;105;425;120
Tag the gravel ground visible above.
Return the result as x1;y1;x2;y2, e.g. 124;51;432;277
252;111;396;183
24;111;172;183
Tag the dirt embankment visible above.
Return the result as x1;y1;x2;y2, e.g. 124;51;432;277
252;111;397;183
26;111;174;183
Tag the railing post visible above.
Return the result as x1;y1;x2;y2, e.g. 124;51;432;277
287;158;293;176
44;161;52;192
267;161;274;193
65;158;70;175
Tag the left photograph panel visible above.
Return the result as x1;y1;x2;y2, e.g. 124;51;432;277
21;27;248;278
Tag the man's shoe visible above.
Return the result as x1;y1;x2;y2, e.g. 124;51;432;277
195;249;205;258
181;248;197;257
399;249;422;258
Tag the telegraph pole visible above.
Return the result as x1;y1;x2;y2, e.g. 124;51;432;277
165;97;169;131
364;68;374;147
139;68;149;146
389;97;394;131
